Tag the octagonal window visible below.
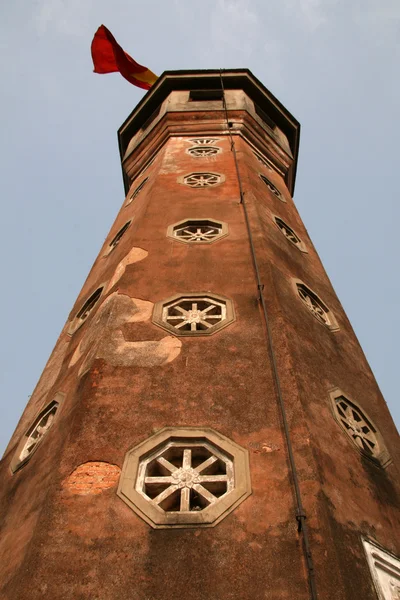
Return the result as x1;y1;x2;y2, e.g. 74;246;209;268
187;146;221;158
153;293;235;336
10;393;65;473
274;216;306;252
294;281;339;331
179;172;224;188
260;174;285;201
68;286;104;335
104;220;132;255
126;177;148;206
167;218;228;244
329;389;391;467
117;427;251;528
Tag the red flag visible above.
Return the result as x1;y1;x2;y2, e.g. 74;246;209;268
91;25;157;90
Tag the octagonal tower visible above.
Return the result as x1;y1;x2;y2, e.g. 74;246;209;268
0;69;399;600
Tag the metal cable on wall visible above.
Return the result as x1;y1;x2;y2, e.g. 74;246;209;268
219;70;318;600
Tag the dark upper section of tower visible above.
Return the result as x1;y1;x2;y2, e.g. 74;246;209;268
117;69;300;195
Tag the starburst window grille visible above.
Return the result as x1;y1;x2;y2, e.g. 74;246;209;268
126;177;148;205
168;219;228;244
260;174;284;200
336;397;379;456
68;286;104;334
188;146;221;157
165;298;226;332
106;220;131;254
153;293;235;336
296;284;332;327
330;391;391;467
189;138;220;146
10;394;65;473
138;442;233;513
76;288;102;322
117;427;251;528
20;404;57;463
182;172;222;188
274;217;306;251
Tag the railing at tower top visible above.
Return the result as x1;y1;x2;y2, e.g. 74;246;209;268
219;69;318;600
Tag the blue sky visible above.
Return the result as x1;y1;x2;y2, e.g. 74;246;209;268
0;0;399;455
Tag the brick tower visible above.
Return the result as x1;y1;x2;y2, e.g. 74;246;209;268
0;69;399;600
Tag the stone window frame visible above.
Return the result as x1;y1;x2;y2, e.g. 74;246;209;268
68;284;106;335
186;146;222;158
10;392;65;473
329;388;391;468
152;292;236;337
177;172;226;189
273;215;307;253
117;427;251;529
167;218;228;245
152;292;235;337
104;220;132;256
292;279;339;331
259;174;286;202
362;537;400;599
125;177;149;206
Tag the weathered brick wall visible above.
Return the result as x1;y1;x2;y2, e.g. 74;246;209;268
62;462;121;495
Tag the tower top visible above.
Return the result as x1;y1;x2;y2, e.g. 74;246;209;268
118;69;300;195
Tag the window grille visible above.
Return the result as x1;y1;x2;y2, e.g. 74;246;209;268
188;146;220;157
107;221;131;253
68;287;104;334
297;284;331;327
182;172;222;188
168;219;227;244
138;442;233;513
330;389;391;467
19;403;58;463
259;174;283;200
335;396;379;457
10;395;64;473
126;177;148;205
163;298;226;333
153;293;235;336
274;217;305;251
117;427;251;528
76;288;102;322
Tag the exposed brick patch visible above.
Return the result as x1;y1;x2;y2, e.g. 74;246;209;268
63;462;121;495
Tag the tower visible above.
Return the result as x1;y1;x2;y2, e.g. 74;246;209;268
0;68;399;599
